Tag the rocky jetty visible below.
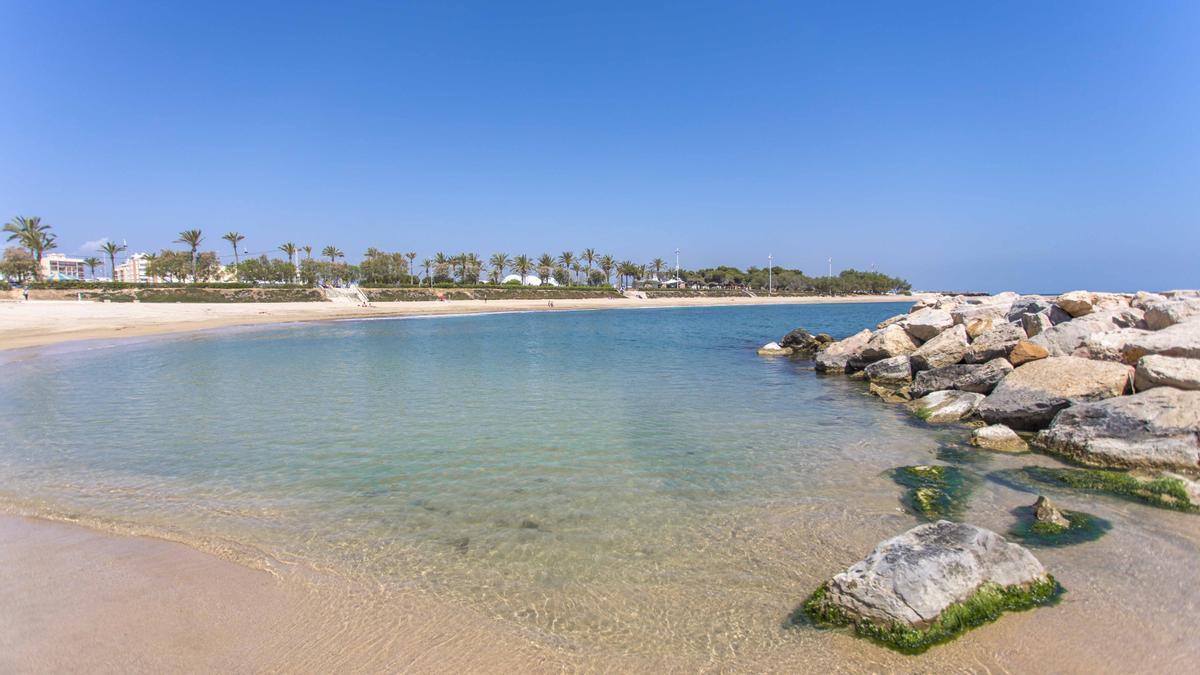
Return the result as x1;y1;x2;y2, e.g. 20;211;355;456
804;289;1200;473
804;521;1059;653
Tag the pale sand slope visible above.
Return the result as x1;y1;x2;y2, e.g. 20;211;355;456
0;515;572;674
0;294;919;352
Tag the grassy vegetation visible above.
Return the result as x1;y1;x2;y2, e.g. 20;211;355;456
890;465;977;521
1008;508;1112;547
1018;467;1199;513
799;577;1063;654
363;287;622;301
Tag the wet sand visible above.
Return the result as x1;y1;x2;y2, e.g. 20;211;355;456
0;294;917;352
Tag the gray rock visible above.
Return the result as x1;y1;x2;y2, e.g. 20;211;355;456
951;302;1014;328
971;424;1028;452
1112;319;1200;364
1021;311;1053;338
911;358;1013;398
964;323;1025;363
910;390;985;423
876;314;907;330
815;329;873;373
859;324;920;364
905;308;954;342
779;327;822;353
1078;327;1154;361
865;355;913;386
757;341;792;356
1007;296;1053;323
910;324;969;371
1142;297;1200;331
821;521;1048;628
1030;309;1145;357
978;356;1132;431
1036;387;1200;472
1135;355;1200;391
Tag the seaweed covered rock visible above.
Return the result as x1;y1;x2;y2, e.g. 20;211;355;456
1036;387;1200;472
910;324;969;371
815;329;872;373
1008;496;1111;547
911;359;1012;398
977;357;1132;431
910;390;984;424
804;521;1056;653
1033;495;1069;529
1013;466;1200;512
891;465;976;520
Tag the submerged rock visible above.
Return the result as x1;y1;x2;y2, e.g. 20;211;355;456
1134;354;1200;391
910;324;969;371
1033;496;1070;529
1036;387;1200;473
803;521;1057;653
815;329;872;373
971;424;1028;452
1013;466;1200;512
910;390;984;424
911;359;1012;398
891;465;976;520
977;357;1132;431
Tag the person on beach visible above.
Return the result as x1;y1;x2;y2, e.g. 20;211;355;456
22;287;29;302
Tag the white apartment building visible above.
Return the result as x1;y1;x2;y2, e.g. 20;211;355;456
39;253;87;280
114;252;152;283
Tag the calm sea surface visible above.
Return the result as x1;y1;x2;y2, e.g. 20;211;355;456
3;302;1198;669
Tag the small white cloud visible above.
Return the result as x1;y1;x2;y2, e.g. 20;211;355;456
78;238;110;254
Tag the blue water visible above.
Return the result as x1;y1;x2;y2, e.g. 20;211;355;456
0;302;966;655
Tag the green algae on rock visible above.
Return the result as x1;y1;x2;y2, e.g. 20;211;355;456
801;577;1063;654
891;465;977;520
1008;505;1112;547
1014;466;1199;513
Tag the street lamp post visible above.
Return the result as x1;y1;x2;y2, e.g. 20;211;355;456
768;254;773;295
828;257;833;296
675;247;680;281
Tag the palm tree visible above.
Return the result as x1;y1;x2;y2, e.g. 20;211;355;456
322;245;343;263
4;216;57;280
405;252;417;285
489;253;509;283
536;253;555;282
83;257;102;280
599;255;615;286
433;252;448;282
302;245;313;259
421;258;432;285
99;241;127;283
581;248;597;284
279;243;298;281
652;258;665;281
222;232;245;276
571;261;583;286
511;254;532;279
558;251;576;284
175;229;203;282
144;252;159;283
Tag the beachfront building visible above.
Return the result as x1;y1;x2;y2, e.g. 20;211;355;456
114;253;151;283
39;253;87;281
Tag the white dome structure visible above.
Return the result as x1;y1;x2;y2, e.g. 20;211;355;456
502;274;523;284
544;277;560;286
522;275;542;286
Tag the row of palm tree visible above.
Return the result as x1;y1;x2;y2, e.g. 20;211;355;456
5;217;680;287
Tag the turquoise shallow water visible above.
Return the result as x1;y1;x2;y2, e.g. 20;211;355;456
8;302;1195;667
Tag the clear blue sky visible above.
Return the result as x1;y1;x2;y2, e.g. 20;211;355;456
2;1;1196;292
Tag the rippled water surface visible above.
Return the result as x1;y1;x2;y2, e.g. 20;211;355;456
3;303;1198;670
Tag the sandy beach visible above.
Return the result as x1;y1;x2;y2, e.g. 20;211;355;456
0;294;918;352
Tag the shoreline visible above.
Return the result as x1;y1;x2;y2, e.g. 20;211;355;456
0;293;919;352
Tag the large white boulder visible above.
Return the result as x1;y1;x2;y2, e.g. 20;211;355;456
814;521;1049;628
814;329;872;373
1112;319;1200;364
910;390;985;423
865;355;913;386
1030;308;1144;357
1055;291;1130;318
971;424;1029;452
911;358;1013;398
963;323;1025;363
859;324;920;364
1142;296;1200;331
904;308;954;342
